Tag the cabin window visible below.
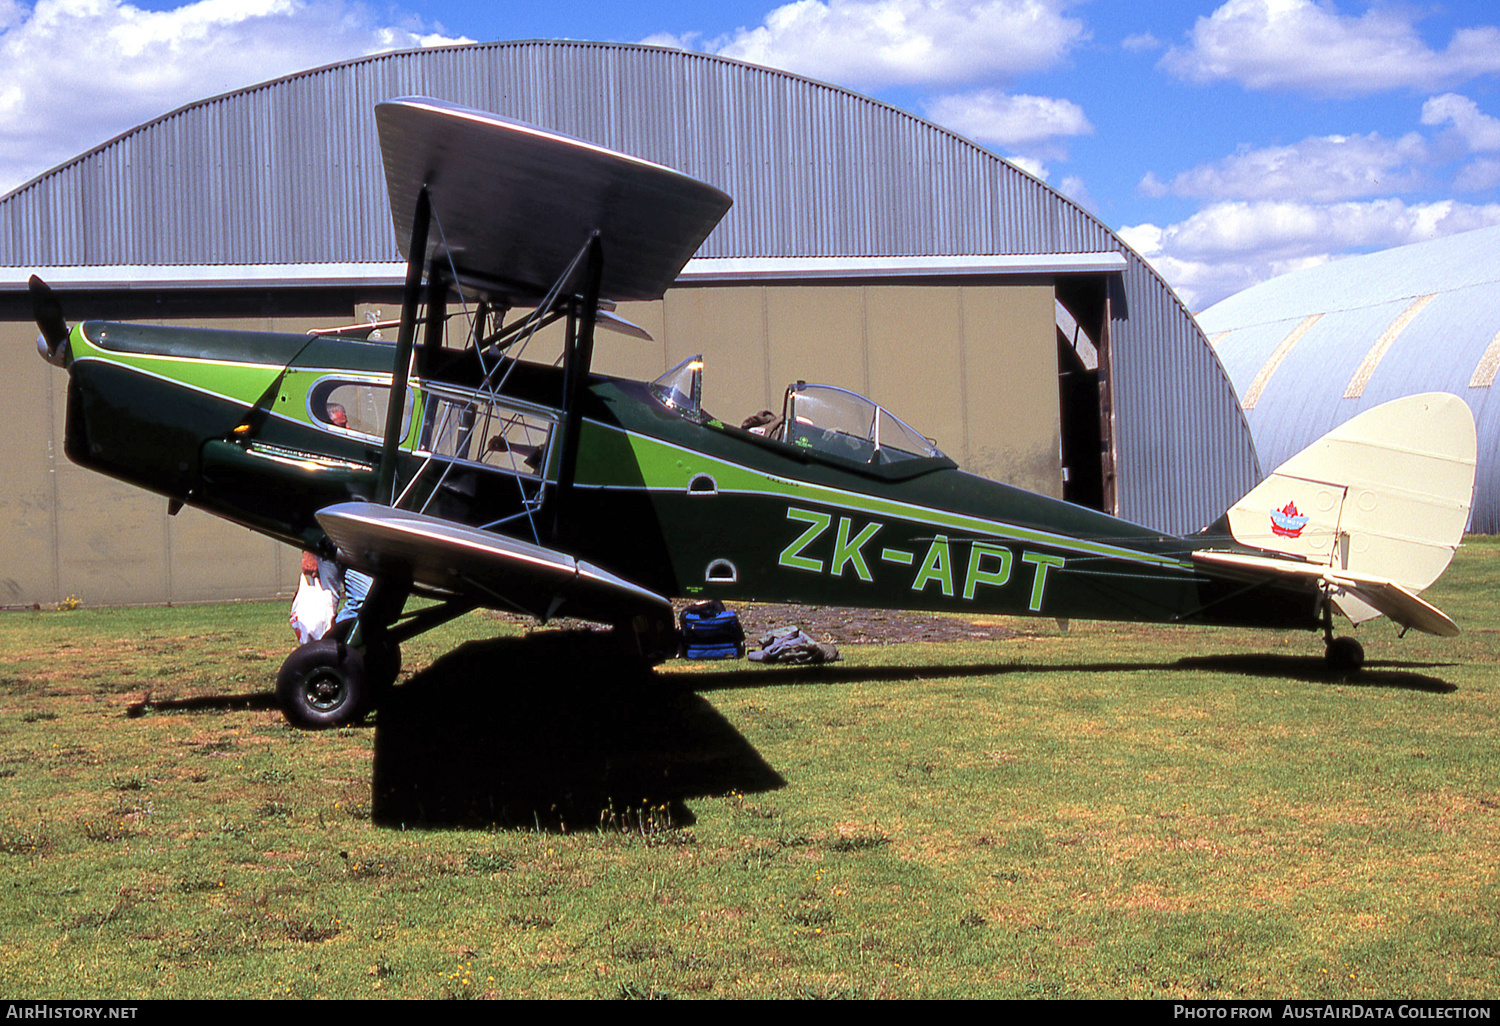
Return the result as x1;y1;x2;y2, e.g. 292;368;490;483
420;388;556;478
780;383;943;464
310;379;412;440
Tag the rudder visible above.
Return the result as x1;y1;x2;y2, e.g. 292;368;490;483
1223;393;1476;621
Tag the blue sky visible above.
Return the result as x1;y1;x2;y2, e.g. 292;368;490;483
3;0;1500;308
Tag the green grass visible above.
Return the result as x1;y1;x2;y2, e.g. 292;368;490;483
2;541;1500;998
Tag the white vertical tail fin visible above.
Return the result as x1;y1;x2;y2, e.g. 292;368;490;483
1225;393;1476;623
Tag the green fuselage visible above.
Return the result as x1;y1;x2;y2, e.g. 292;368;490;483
58;319;1321;632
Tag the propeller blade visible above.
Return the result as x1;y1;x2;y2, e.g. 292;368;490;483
29;275;69;363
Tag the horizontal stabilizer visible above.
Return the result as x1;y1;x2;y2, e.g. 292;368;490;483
1192;549;1458;637
377;97;734;305
316;502;671;626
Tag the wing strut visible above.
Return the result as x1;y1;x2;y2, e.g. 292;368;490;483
377;185;431;506
550;232;603;546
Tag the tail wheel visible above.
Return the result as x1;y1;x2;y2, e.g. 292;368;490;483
1325;636;1365;673
276;639;369;729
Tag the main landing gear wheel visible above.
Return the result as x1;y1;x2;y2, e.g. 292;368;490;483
276;639;371;729
1325;636;1365;673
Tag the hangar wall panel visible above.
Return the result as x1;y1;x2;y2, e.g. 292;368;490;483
1111;263;1261;533
959;285;1062;495
864;287;968;473
2;41;1113;266
53;464;168;607
764;288;869;403
0;329;60;605
634;283;1059;498
662;288;770;420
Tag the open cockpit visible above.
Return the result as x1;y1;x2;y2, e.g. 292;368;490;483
649;354;948;470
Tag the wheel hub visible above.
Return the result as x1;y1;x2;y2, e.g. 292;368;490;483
303;669;348;711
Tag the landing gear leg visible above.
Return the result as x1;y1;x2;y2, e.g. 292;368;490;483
347;574;409;707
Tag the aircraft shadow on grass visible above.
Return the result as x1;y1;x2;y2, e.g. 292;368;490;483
1170;652;1457;692
671;651;1458;695
121;632;1454;830
369;631;785;831
366;632;1456;830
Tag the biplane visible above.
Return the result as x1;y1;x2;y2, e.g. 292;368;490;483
30;97;1478;729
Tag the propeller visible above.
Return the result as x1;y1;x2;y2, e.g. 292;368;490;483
30;275;70;366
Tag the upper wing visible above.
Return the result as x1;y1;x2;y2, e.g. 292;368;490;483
376;97;734;305
316;502;672;626
1192;549;1458;637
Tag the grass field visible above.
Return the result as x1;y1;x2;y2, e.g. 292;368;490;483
2;539;1499;999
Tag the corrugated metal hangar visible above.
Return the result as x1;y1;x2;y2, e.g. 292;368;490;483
0;39;1258;607
1201;224;1500;534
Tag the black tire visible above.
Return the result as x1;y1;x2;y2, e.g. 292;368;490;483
1325;636;1365;673
276;639;368;729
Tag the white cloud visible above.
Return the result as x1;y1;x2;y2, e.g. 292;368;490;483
1116;221;1161;257
704;0;1087;90
1004;155;1048;181
1421;93;1500;152
1454;158;1500;193
1139;132;1429;203
640;30;698;49
923;89;1092;153
1057;173;1094;211
1120;32;1161;53
1123;198;1500;309
0;0;469;194
1160;0;1500;96
1150;197;1500;260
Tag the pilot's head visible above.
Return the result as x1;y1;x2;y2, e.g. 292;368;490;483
327;403;348;428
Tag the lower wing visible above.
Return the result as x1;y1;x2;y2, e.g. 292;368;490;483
316;501;671;626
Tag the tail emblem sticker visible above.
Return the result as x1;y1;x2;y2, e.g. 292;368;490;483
1270;501;1309;539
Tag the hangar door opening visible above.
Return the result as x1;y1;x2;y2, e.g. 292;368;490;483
1054;276;1116;514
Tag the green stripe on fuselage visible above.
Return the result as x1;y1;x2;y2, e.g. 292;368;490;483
71;322;423;449
72;323;286;410
572;418;1194;572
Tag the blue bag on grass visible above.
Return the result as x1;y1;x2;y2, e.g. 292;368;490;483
680;600;745;659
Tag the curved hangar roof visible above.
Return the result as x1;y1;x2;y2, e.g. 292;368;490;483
0;39;1255;535
1200;224;1500;532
